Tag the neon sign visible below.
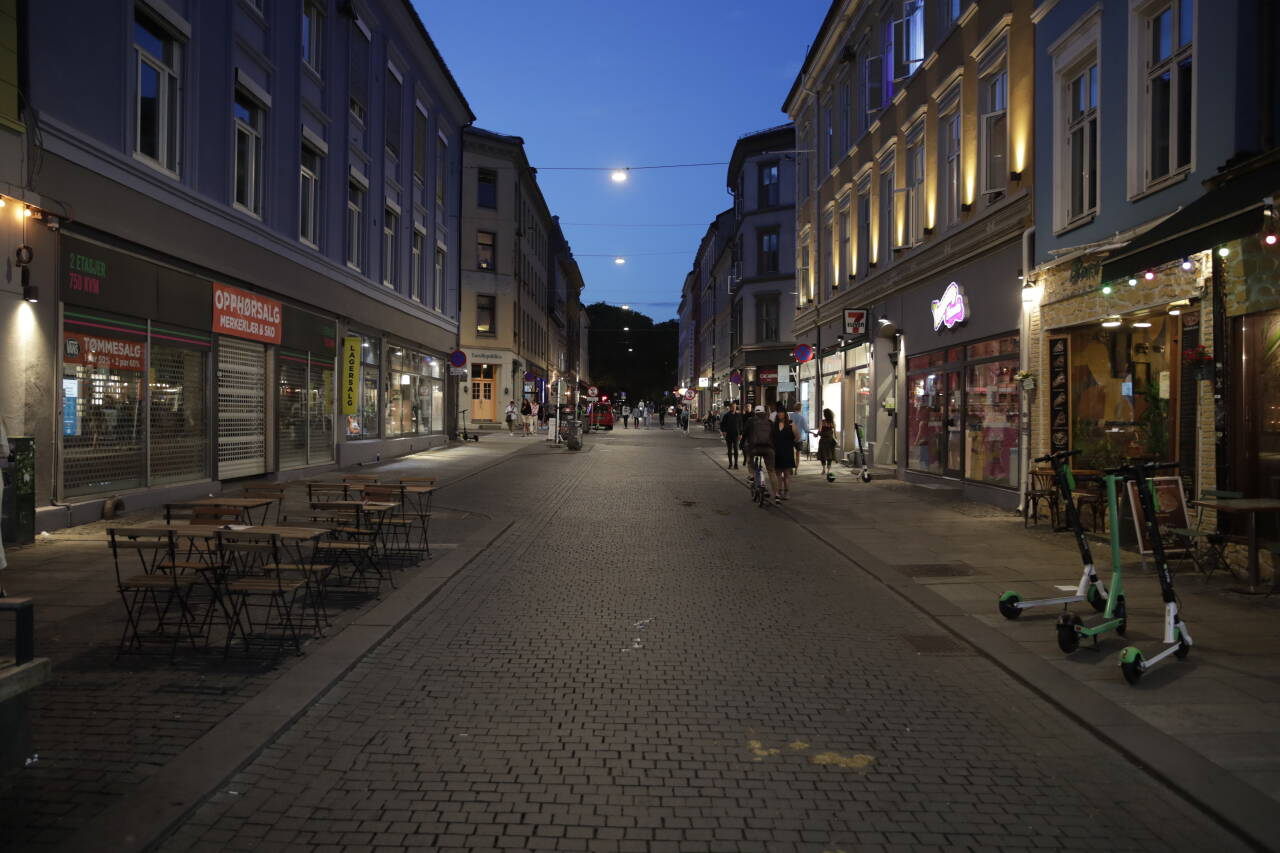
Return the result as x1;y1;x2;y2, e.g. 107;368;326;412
931;281;968;331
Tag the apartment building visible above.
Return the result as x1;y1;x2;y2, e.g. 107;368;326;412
15;0;472;528
785;0;1035;508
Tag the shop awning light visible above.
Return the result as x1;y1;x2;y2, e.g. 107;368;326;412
1218;246;1231;257
1101;317;1123;328
1168;308;1181;315
1266;233;1278;246
1181;257;1193;270
1132;321;1153;328
1127;277;1138;286
1101;284;1113;295
1144;270;1155;280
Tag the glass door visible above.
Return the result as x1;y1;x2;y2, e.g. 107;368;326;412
944;370;963;476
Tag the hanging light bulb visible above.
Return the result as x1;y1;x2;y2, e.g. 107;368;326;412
1143;270;1155;280
1101;284;1113;295
1218;246;1231;257
1181;257;1193;270
1101;316;1123;328
1127;277;1138;286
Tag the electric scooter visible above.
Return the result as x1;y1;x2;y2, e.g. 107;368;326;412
1055;471;1128;653
998;449;1109;620
1115;460;1192;685
851;423;872;483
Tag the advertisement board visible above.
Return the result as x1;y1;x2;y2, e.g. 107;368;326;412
213;282;282;344
341;337;361;415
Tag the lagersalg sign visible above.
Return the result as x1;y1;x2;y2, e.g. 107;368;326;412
341;337;361;415
213;282;282;344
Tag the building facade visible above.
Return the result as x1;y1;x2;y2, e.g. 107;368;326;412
16;0;472;528
786;0;1036;508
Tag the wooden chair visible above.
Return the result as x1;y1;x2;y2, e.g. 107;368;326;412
342;474;380;484
108;528;208;659
240;485;289;524
307;483;349;503
1072;479;1106;533
1167;489;1244;581
216;531;307;657
190;504;248;526
163;503;197;524
362;484;416;558
1024;468;1059;529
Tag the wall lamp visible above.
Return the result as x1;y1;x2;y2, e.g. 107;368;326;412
1009;170;1023;182
922;226;934;235
960;202;973;212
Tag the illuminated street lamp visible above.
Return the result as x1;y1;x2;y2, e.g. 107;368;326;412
610;169;628;183
621;304;630;310
614;256;626;265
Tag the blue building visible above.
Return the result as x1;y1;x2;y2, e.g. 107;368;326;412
1026;0;1280;534
14;0;473;527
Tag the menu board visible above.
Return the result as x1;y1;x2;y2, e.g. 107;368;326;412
1126;475;1191;556
1048;336;1070;452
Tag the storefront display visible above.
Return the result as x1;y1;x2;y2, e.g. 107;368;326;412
345;334;381;438
387;348;445;437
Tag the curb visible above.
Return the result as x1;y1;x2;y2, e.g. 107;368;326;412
706;451;1280;852
56;514;515;853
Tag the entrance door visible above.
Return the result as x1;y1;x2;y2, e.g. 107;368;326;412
217;337;267;479
1233;310;1280;540
470;364;497;421
944;370;963;476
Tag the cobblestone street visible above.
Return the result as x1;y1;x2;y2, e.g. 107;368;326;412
137;430;1244;853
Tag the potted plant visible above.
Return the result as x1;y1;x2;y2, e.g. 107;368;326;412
1182;344;1214;381
1014;369;1036;391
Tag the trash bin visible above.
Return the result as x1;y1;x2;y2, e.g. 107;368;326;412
2;437;34;546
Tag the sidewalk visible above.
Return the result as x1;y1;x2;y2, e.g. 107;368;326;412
693;430;1280;849
0;434;538;851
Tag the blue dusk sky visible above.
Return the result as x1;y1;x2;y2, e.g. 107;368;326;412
414;1;831;321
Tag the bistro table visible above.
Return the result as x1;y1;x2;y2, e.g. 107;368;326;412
345;484;436;555
186;497;278;525
1189;498;1280;593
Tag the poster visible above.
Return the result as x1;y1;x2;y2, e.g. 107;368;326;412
1049;336;1070;452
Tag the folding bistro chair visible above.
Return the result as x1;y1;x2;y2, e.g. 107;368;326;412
361;484;416;560
342;474;381;484
216;530;307;657
1166;489;1244;582
397;478;436;555
240;485;289;524
108;527;208;659
313;503;389;596
308;482;350;504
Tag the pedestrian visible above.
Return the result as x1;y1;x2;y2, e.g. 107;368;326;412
505;400;517;433
657;405;666;429
621;403;631;429
638;402;648;429
773;408;799;500
745;404;782;504
817;408;838;482
720;401;742;468
538;400;549;433
790;402;809;469
520;398;533;435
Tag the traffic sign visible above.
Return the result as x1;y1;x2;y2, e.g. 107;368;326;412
683;389;696;400
793;344;814;363
587;385;598;397
448;349;467;368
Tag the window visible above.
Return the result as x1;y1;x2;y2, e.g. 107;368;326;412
905;130;925;245
346;182;364;270
1140;0;1193;185
435;137;447;207
980;66;1009;194
864;52;884;120
134;13;181;172
798;241;810;305
824;97;835;171
840;75;852;153
299;146;321;246
799;122;812;200
941;0;962;30
857;185;871;275
821;210;834;298
411;230;424;301
302;3;322;75
476;294;496;335
477;168;497;208
348;21;369;149
233;92;263;215
756;294;780;342
477;230;496;271
940;109;962;226
434;246;445;311
382;209;398;287
758;162;779;207
757;228;779;274
1067;62;1099;221
413;108;427;183
879;161;895;261
893;1;925;82
384;69;402;160
839;208;851;285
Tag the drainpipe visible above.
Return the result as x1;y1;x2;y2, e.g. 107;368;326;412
1018;225;1035;515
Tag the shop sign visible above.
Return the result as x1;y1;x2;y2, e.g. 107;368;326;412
213;282;282;344
777;364;796;392
63;331;144;371
759;367;778;385
468;350;505;364
843;309;868;337
697;377;710;388
341;337;361;415
930;281;968;331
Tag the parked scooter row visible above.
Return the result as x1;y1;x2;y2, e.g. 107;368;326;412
998;449;1191;686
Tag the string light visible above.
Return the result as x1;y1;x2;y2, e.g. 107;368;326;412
1181;257;1193;270
1127;277;1138;286
1101;284;1113;295
1143;270;1155;280
1219;246;1231;257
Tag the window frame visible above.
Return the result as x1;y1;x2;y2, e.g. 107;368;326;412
476;293;497;336
433;244;446;312
346;181;365;271
937;90;962;228
232;91;264;216
757;161;779;208
382;207;399;288
302;2;323;76
410;228;425;302
878;154;896;262
979;64;1009;196
477;167;498;209
1128;0;1195;196
299;145;321;247
477;230;496;271
755;293;781;343
905;121;926;246
134;13;182;175
1050;10;1102;230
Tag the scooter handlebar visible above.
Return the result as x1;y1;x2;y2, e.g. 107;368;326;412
1033;449;1081;464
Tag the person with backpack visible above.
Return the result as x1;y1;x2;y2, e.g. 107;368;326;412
719;401;742;468
745;405;781;505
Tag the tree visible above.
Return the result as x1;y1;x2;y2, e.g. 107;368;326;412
585;303;677;405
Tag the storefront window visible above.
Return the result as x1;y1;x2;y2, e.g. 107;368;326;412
308;356;334;463
386;348;445;436
150;338;210;484
1069;318;1176;469
346;335;381;439
62;321;147;496
278;351;310;469
907;334;1020;485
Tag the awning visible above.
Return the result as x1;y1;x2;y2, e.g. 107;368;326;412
1099;160;1280;283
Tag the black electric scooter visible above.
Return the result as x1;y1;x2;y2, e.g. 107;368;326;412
998;449;1109;620
1115;460;1192;685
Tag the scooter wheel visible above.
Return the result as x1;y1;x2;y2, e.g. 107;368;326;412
998;592;1023;620
1056;613;1083;654
1086;584;1107;612
1174;635;1191;660
861;470;872;483
1115;597;1127;637
1119;647;1145;685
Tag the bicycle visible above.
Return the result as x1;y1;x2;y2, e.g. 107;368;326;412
749;452;771;508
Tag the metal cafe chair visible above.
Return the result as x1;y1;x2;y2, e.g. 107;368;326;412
107;527;208;660
239;484;289;524
1167;489;1245;582
312;504;389;597
361;484;417;560
307;482;350;503
216;530;308;658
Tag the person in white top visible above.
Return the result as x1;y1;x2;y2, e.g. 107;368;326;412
621;404;632;428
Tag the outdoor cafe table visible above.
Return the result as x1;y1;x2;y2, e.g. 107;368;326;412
342;484;436;553
1189;498;1280;593
186;497;278;525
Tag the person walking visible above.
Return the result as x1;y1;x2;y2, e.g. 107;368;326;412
773;408;799;499
745;404;781;504
520;398;533;435
790;402;809;469
538;400;549;433
658;405;666;429
720;401;742;468
505;400;517;433
816;408;838;482
620;403;631;428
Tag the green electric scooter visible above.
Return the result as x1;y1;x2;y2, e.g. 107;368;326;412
1055;470;1128;653
1115;460;1192;685
999;449;1109;620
